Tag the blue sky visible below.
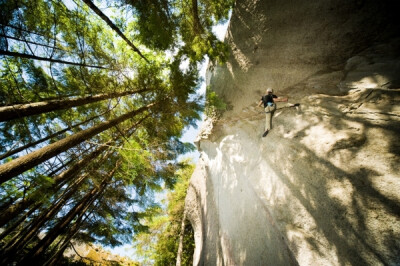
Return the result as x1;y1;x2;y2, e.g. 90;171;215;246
179;22;230;162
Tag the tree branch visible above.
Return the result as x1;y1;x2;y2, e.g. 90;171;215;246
0;50;107;69
81;0;149;63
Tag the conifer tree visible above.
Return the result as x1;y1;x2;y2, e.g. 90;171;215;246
0;88;148;122
134;162;196;265
0;0;233;263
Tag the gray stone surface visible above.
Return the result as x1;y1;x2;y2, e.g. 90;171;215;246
184;0;400;265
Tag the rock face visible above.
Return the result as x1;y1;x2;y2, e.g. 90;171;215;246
184;0;400;265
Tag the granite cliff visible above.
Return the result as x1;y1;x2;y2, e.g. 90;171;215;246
184;0;400;265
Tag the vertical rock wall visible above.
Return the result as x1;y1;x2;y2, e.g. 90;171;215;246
184;0;400;265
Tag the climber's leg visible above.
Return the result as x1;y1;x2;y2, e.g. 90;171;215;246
263;105;276;137
265;107;272;131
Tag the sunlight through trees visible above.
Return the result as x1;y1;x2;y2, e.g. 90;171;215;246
0;0;233;264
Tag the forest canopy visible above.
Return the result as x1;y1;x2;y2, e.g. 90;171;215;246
0;0;233;264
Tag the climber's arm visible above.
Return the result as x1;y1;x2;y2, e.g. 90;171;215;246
273;97;288;102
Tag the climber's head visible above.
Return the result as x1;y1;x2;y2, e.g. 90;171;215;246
266;88;273;94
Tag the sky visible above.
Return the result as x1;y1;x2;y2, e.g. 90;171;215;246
104;21;230;261
178;22;230;162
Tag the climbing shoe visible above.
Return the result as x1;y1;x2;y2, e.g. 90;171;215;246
262;130;269;137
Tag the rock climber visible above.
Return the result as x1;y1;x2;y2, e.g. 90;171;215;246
258;88;297;137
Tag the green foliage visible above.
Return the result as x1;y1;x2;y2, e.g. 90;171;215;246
118;140;154;184
127;0;176;50
134;161;195;265
124;0;234;64
0;0;232;263
205;87;227;116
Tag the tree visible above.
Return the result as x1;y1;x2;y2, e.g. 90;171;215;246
0;110;109;160
0;0;232;264
0;102;155;184
80;0;149;63
0;143;109;227
123;0;234;63
0;88;148;122
0;50;108;69
134;161;195;265
20;161;121;265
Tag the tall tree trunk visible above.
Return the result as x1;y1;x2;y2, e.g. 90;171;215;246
43;215;84;266
44;200;99;266
0;102;155;184
0;111;106;160
0;172;90;260
0;88;148;122
0;202;41;242
21;162;120;264
0;144;109;227
0;113;148;229
0;197;14;212
81;0;149;63
0;34;64;51
0;50;107;69
191;0;204;34
176;210;187;266
0;148;119;262
45;156;76;177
